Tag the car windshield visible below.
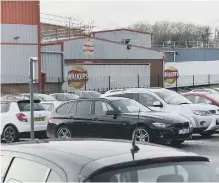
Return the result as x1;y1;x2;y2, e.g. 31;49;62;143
154;90;192;105
206;94;219;103
89;161;219;182
37;94;57;101
111;98;151;113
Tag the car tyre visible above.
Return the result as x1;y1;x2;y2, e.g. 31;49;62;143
200;131;214;137
170;140;185;146
132;126;151;143
3;125;19;143
57;125;72;139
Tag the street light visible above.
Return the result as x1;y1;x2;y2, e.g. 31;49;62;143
29;57;38;140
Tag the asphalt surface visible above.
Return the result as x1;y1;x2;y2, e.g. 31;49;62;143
177;133;219;169
2;134;219;169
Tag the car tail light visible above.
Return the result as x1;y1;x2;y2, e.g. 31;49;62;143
16;113;28;122
48;114;52;121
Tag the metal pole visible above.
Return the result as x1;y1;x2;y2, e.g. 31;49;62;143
29;58;34;140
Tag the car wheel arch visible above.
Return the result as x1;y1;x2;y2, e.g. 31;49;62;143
3;123;19;133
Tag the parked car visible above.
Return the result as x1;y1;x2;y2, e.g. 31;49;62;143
214;88;219;92
47;97;193;145
50;93;79;101
1;139;219;182
182;92;219;107
191;88;219;94
21;93;57;102
68;90;102;98
103;88;219;137
0;94;29;101
41;101;64;112
0;99;49;143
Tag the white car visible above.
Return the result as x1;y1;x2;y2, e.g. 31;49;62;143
41;101;63;112
103;88;219;136
0;99;49;143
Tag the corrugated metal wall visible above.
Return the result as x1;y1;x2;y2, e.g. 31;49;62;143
1;0;40;85
64;38;163;60
41;44;63;82
1;24;38;43
94;30;152;47
164;48;219;62
1;1;39;24
1;45;38;83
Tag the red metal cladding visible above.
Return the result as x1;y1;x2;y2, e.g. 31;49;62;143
1;0;39;25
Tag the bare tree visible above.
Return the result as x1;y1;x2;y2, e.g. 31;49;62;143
129;21;212;47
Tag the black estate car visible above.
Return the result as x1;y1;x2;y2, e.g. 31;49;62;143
1;139;219;182
47;97;192;145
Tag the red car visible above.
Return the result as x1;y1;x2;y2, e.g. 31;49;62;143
182;92;219;107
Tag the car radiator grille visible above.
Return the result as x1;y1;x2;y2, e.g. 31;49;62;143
174;122;189;129
209;110;216;114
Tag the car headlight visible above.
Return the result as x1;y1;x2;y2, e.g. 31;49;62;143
152;122;172;128
192;110;212;116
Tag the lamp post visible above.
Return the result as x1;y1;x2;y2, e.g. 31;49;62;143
29;57;38;140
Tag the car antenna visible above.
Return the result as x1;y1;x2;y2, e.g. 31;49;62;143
130;108;140;161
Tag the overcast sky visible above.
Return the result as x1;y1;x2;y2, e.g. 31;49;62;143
40;0;219;31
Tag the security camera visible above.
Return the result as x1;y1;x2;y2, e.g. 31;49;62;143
122;39;131;44
30;57;38;62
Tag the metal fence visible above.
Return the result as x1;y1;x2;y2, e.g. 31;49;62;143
1;74;219;94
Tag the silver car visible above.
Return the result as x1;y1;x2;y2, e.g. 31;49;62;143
103;88;219;137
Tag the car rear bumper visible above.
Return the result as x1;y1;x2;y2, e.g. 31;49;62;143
17;122;48;133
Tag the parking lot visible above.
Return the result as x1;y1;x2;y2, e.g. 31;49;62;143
180;133;219;168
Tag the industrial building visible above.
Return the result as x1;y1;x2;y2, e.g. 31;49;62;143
41;31;164;92
1;1;165;93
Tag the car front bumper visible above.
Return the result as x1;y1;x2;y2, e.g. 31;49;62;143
150;126;193;143
192;115;219;132
46;122;58;138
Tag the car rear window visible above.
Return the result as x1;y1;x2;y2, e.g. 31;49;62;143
88;161;219;182
17;101;45;111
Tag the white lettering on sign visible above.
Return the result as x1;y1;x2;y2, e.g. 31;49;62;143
68;73;88;80
164;71;179;78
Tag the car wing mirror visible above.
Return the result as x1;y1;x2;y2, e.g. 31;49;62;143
153;101;163;107
106;110;117;115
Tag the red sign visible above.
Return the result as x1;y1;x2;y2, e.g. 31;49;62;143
76;60;100;64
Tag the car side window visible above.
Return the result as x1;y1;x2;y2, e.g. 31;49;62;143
76;101;92;115
113;93;135;99
4;157;49;182
46;170;62;182
195;96;211;104
138;93;159;107
1;155;13;182
94;101;114;115
184;95;196;103
68;102;77;114
56;102;73;115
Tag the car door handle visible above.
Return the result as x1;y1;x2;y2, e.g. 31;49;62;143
92;118;99;121
86;122;93;124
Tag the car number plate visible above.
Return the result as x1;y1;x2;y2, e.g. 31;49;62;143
34;117;45;122
179;128;189;134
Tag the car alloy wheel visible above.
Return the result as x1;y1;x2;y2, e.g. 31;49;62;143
4;126;18;143
132;127;150;143
57;126;72;139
